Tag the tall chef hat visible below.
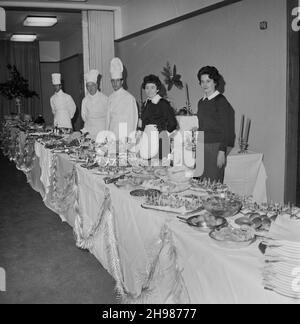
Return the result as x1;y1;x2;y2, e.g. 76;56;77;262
52;73;61;85
110;57;123;80
85;69;99;84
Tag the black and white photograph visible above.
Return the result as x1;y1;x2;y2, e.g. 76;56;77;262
0;0;299;306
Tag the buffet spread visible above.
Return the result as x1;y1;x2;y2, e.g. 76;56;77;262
1;120;299;304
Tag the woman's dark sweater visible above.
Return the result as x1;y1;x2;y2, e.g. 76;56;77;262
141;98;178;133
197;94;235;152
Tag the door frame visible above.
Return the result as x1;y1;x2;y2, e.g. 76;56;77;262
285;0;300;204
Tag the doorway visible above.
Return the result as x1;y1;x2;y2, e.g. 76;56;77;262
297;34;300;206
285;0;300;205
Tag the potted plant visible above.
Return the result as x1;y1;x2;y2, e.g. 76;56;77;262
0;64;39;116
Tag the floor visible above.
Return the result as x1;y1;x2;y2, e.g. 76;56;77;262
0;154;117;304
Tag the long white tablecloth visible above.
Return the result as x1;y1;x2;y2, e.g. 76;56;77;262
18;139;295;304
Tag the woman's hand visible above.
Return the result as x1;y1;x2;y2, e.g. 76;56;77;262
217;151;226;168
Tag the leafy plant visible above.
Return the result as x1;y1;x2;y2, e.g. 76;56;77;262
161;62;183;91
0;64;39;100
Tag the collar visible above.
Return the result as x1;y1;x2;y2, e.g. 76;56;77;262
202;90;220;101
114;87;124;94
147;94;161;104
88;90;99;98
55;89;64;96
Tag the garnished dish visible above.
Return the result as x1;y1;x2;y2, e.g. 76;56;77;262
130;189;162;197
142;178;191;193
203;196;242;218
209;226;256;249
141;193;203;215
130;189;148;197
180;211;227;233
190;178;229;195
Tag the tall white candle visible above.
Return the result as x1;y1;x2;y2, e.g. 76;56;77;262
185;83;190;107
244;118;251;143
239;115;245;141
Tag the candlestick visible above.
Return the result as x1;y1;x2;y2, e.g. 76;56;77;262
185;83;191;114
244;118;251;143
239;114;245;141
140;85;144;106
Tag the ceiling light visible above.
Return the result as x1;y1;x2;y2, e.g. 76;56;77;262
24;16;57;27
10;34;37;42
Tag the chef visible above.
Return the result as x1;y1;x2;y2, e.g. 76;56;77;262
106;58;138;140
50;73;76;129
81;69;108;140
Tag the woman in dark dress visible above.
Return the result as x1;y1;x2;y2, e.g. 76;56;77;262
141;75;177;133
197;66;235;183
141;75;178;159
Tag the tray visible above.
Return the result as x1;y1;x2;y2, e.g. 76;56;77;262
141;204;203;216
179;212;227;233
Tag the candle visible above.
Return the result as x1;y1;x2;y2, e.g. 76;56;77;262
239;115;245;141
244;118;251;143
185;83;190;108
140;85;143;106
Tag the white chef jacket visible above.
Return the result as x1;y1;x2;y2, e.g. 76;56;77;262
50;90;76;129
81;91;108;140
107;88;138;140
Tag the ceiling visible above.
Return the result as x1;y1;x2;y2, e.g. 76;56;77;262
0;10;82;41
0;0;132;41
0;0;131;7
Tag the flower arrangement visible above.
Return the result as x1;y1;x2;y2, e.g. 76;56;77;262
0;64;39;100
161;62;183;91
161;62;193;115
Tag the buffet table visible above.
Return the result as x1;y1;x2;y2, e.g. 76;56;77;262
1;128;297;304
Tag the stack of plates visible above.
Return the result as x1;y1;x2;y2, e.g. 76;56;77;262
263;239;300;300
262;216;300;301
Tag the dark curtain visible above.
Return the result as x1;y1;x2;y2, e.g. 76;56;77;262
0;40;42;119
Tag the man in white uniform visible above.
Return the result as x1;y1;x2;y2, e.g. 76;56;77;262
50;73;76;129
107;58;138;140
81;69;108;140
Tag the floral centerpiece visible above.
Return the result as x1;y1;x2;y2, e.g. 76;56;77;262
0;64;39;115
161;62;193;115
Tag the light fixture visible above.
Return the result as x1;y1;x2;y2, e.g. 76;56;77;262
10;34;37;42
24;16;57;27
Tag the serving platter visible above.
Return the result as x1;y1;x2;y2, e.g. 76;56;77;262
178;211;227;233
141;204;204;216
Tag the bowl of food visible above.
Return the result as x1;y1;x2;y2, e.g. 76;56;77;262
209;226;256;249
167;166;194;184
185;211;227;233
203;196;242;218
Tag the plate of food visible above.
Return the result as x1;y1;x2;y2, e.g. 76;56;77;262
142;179;191;194
190;178;229;194
141;193;203;215
130;189;148;197
209;226;256;249
179;211;227;233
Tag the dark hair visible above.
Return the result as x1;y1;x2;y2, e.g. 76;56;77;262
197;66;221;87
142;74;162;91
